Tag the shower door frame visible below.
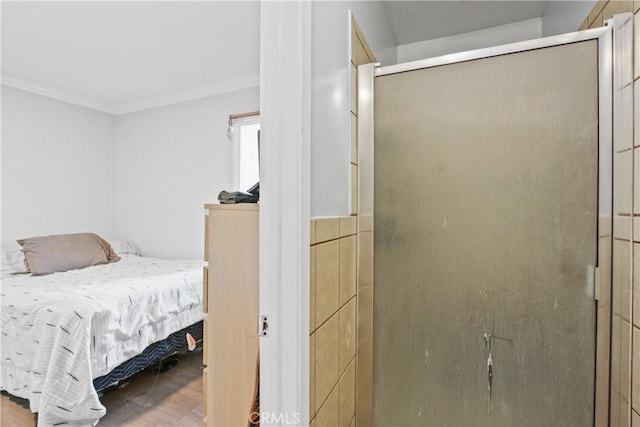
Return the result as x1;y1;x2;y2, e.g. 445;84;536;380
357;24;615;425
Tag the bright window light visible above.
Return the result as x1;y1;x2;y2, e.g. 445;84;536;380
231;115;260;191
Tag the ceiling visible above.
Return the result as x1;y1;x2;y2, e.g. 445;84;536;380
1;1;260;114
2;1;566;115
383;1;549;45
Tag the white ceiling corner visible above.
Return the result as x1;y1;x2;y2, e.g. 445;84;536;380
112;73;260;115
1;72;260;116
2;73;117;114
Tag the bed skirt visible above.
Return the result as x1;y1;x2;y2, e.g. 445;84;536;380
93;320;204;393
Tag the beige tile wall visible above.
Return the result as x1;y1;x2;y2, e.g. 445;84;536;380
307;14;376;427
312;16;374;410
583;2;636;426
310;216;357;426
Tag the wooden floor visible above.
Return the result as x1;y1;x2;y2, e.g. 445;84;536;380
1;350;203;426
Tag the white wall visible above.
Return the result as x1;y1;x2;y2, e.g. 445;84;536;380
397;17;542;63
114;87;259;259
1;86;116;245
541;1;596;37
1;84;258;259
311;1;397;217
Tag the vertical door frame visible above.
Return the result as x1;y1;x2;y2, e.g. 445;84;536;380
259;1;311;425
356;62;376;426
357;26;614;424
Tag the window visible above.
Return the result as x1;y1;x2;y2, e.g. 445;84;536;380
229;114;260;191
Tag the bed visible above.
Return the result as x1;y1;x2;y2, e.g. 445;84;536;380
0;235;204;426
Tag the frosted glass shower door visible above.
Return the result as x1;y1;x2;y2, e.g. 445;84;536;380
372;39;603;426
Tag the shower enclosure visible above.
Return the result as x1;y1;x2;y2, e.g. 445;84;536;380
357;23;618;426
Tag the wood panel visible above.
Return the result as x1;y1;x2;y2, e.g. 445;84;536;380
204;204;259;427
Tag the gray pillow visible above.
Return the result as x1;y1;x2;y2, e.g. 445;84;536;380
17;233;121;275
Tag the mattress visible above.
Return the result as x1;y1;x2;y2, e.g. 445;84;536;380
0;254;204;426
92;320;203;393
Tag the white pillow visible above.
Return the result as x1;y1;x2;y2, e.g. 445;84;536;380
104;238;142;257
1;244;28;275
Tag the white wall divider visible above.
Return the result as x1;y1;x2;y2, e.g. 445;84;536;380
259;1;311;425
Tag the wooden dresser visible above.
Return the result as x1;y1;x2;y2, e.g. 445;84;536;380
203;204;259;426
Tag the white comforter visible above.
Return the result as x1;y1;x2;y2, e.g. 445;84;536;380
0;254;204;426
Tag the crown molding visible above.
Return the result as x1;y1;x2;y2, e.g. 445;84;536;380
1;74;117;114
112;73;259;114
1;72;260;115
